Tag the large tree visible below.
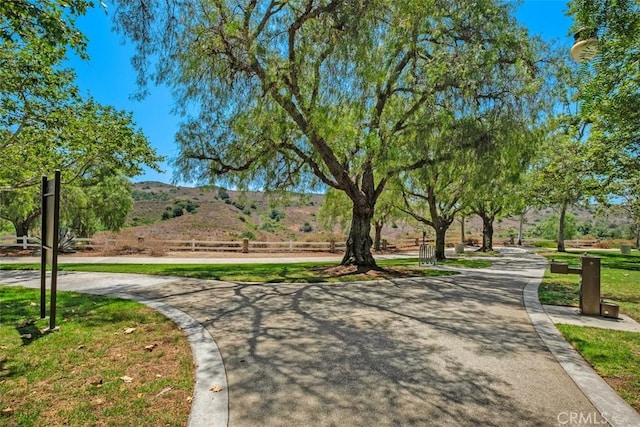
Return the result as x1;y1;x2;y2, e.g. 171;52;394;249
113;0;542;267
569;0;639;174
0;99;161;237
0;0;96;188
319;187;403;252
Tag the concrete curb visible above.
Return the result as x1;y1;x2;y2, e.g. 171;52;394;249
523;278;640;427
106;292;229;427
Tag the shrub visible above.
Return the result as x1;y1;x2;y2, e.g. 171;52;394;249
594;240;612;249
173;206;184;217
300;222;313;233
260;222;276;232
184;200;198;212
218;188;230;200
224;198;232;204
240;231;256;240
269;209;285;221
239;216;246;222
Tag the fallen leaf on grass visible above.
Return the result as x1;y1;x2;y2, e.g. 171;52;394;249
155;374;163;378
186;396;193;403
1;407;14;416
123;327;136;334
77;345;86;350
156;387;172;397
144;343;158;352
29;302;37;306
210;385;223;393
120;376;133;383
89;379;103;387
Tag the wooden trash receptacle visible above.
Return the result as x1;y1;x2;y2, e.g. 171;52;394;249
600;301;620;319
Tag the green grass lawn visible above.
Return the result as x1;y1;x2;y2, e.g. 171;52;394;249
0;257;490;283
0;286;193;426
539;250;640;411
539;250;640;321
558;325;640;412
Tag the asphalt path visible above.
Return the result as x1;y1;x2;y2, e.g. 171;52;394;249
0;248;622;426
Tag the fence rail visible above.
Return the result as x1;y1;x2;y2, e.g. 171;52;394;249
1;236;348;254
1;235;585;254
0;235;40;250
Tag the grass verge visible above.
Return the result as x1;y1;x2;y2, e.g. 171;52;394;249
0;286;193;426
0;258;490;283
557;324;640;412
538;250;640;321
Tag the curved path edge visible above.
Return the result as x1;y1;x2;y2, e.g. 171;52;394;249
107;292;229;427
523;277;640;427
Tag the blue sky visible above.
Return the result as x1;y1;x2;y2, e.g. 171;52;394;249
68;0;575;185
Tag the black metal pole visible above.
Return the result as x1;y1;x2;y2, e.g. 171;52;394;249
49;170;61;330
40;175;47;319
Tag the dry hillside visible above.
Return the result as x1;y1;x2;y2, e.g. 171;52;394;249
109;182;631;245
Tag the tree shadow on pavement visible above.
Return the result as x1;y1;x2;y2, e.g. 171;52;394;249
131;262;585;427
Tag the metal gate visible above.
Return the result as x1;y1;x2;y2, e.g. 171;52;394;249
419;244;436;266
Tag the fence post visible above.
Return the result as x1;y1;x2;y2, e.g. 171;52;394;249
242;238;249;253
23;235;28;250
330;241;336;253
191;239;196;251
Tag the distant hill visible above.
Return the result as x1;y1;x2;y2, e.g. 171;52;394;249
124;182;369;242
114;182;633;244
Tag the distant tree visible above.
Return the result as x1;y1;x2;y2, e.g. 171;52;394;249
0;100;160;237
113;0;543;267
1;173;134;238
530;213;578;241
529;56;599;252
609;175;640;248
397;147;472;261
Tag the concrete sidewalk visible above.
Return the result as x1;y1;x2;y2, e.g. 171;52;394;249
1;248;638;426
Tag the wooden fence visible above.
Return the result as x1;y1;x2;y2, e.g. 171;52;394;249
0;235;556;254
68;237;348;254
0;235;40;250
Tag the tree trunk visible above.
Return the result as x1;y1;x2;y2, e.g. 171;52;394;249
517;213;525;246
459;217;465;244
635;223;639;249
373;220;383;251
434;225;447;261
341;203;376;267
479;214;495;252
12;217;35;243
557;202;567;252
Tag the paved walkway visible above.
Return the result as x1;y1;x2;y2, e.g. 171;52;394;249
1;248;638;426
